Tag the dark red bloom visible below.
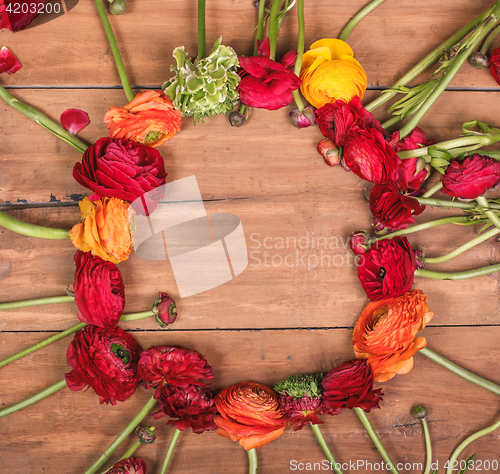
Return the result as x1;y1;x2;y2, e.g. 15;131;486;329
0;0;49;31
369;183;425;231
315;96;382;147
65;325;142;405
107;457;147;474
73;251;125;328
321;359;383;412
237;39;300;111
61;108;90;135
138;346;213;396
349;230;370;255
278;394;327;431
73;137;167;214
441;154;500;199
0;46;21;74
357;236;417;301
343;127;401;185
152;384;218;434
490;47;500;85
152;292;177;327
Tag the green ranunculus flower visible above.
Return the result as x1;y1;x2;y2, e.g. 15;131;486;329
163;37;240;123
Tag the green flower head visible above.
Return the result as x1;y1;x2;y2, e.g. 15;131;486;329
162;37;240;123
274;373;324;399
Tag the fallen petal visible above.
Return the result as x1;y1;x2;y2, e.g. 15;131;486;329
61;108;90;135
0;46;21;75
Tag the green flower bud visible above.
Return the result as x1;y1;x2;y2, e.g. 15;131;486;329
135;425;156;444
412;405;428;420
109;0;127;15
274;373;323;399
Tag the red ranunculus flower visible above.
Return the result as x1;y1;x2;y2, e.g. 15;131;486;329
315;96;382;147
73;137;167;215
490;47;500;85
441;154;500;199
152;292;177;327
343;127;401;184
349;230;370;256
237;39;300;111
138;346;213;397
320;359;383;412
152;384;218;434
278;394;327;431
65;325;142;405
73;251;125;328
107;457;147;474
0;0;49;31
357;236;417;301
214;381;288;450
369;183;425;231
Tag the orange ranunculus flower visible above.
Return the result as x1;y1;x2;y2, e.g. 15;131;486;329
352;289;434;383
69;197;134;264
104;90;182;147
300;38;367;109
214;381;288;451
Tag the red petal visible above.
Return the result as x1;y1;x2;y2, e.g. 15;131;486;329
61;108;90;135
0;47;21;75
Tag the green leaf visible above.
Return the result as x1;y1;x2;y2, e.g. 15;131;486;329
459;453;476;474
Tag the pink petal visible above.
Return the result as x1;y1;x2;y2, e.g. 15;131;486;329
0;46;21;75
257;38;270;58
61;108;90;135
280;50;298;69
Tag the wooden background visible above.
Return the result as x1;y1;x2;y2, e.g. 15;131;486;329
1;0;500;472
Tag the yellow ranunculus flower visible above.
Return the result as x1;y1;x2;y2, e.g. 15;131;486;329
300;38;367;109
69;197;134;264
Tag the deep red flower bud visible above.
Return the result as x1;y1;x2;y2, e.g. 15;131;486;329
73;251;125;328
65;325;142;405
357;236;417;301
107;457;147;474
414;246;425;270
469;51;489;69
152;384;218;434
489;47;500;85
228;111;246;127
289;106;316;129
321;359;383;412
441;154;500;199
278;394;327;431
349;230;370;255
135;425;156;444
369;183;425;231
152;292;177;327
316;139;341;167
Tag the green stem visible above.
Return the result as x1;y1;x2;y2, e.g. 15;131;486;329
119;440;141;461
397;134;500;159
354;408;400;474
480;24;500;55
159;429;181;474
198;0;206;59
0;379;67;418
446;419;500;474
0;295;74;311
476;196;500;230
0;211;70;239
416;197;500;211
339;0;386;42
310;423;344;474
0;84;88;154
422;418;432;474
398;7;500;139
425;227;500;264
248;447;258;474
422;182;443;198
0;311;153;369
419;348;500;396
381;115;402;129
415;264;500;280
84;395;158;474
292;0;305;111
371;216;470;243
364;4;498;112
93;0;134;101
254;0;267;55
268;0;281;60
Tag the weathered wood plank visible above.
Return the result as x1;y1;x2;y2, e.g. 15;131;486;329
1;0;500;89
1;328;499;473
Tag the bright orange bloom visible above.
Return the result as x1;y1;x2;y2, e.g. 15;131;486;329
104;90;182;147
214;381;288;451
352;289;433;383
69;197;134;264
300;39;367;109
